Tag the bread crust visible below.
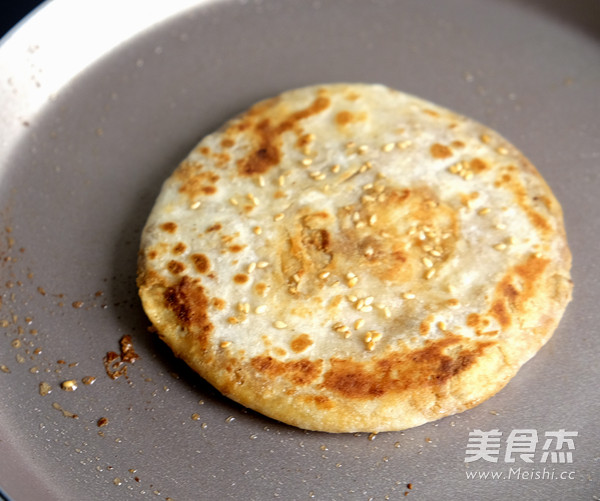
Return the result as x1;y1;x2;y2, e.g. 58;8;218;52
138;84;572;432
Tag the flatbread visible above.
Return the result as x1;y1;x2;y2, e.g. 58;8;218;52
137;83;572;433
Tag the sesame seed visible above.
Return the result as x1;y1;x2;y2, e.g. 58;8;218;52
331;164;341;173
247;262;256;273
368;214;377;226
247;193;259;206
346;272;356;279
253;226;262;235
377;193;387;203
364;247;374;258
382;142;395;152
359;163;368;173
229;198;239;206
496;146;508;155
352;212;360;222
278;175;285;186
274;321;287;329
361;195;375;204
480;133;491;144
355;221;366;229
257;261;269;268
425;268;436;280
346;141;356;149
301;158;313;166
495;223;507;230
237;302;250;314
310;171;326;181
507;236;517;245
437;321;447;331
422;257;434;268
430;249;442;257
190;201;201;209
292;273;301;283
273;213;285;221
402;292;415;299
319;271;330;280
361;305;373;312
347;277;358;288
534;252;543;259
347;295;358;303
384;307;391;318
364;296;374;306
463;171;474;180
493;243;507;251
255;305;267;314
478;207;491;215
363;183;374;191
257;175;265;187
356;298;365;310
357;145;369;154
354;319;365;330
220;341;232;348
397;140;412;149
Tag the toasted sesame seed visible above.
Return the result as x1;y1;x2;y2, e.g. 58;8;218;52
257;261;269;268
361;195;375;204
478;207;491;215
237;302;250;314
480;133;491;144
534;252;543;259
346;141;356;149
357;145;369;154
346;272;356;279
257;175;265;187
247;262;256;273
274;321;287;329
495;223;507;230
301;158;313;166
255;305;267;314
355;221;366;229
463;171;474;180
229;197;239;206
358;163;368;174
383;307;392;319
507;236;517;245
292;273;301;283
364;296;374;306
352;212;360;222
363;183;374;191
347;295;358;303
364;247;374;258
319;271;330;280
273;213;285;221
356;298;365;310
360;305;373;313
311;172;326;181
190;201;201;210
354;319;365;330
247;193;259;206
493;243;507;251
368;214;377;226
437;321;447;331
377;193;387;202
331;164;341;173
425;268;436;280
278;175;285;186
397;140;412;149
496;146;508;155
253;226;262;235
382;142;395;152
220;341;232;348
402;292;415;299
430;249;442;257
422;257;434;268
364;332;372;343
347;277;358;288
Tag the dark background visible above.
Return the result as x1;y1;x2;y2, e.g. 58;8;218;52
1;1;44;40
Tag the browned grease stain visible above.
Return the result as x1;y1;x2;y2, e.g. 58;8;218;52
321;335;494;399
290;334;313;353
191;254;210;274
430;143;453;159
160;222;177;233
251;356;323;385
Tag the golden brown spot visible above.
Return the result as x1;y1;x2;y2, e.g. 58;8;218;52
212;298;226;310
291;334;313;353
430;143;453;159
234;273;249;284
335;110;364;127
228;244;246;253
419;320;431;336
255;282;269;296
167;260;186;274
160;222;177;233
321;335;494;399
178;171;220;200
274;190;286;199
470;158;489;173
221;138;234;148
191;253;210;274
201;186;217;195
206;223;222;233
173;242;187;255
147;250;158;260
451;140;465;148
423;108;440;117
251;356;322;385
345;91;361;101
163;276;213;349
237;96;330;176
199;146;211;155
490;301;510;328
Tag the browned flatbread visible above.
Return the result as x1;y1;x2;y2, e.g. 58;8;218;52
137;84;572;432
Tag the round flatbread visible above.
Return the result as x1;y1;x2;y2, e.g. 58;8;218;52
137;83;572;433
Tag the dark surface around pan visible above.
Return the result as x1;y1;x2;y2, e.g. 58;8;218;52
0;0;599;500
